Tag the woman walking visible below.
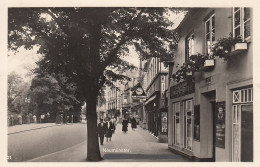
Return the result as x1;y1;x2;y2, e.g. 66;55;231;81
122;118;128;133
106;121;114;141
131;117;137;131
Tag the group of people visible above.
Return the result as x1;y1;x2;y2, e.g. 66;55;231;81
122;117;137;133
97;117;116;145
97;116;138;145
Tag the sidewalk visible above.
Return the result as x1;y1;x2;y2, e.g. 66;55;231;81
28;123;191;162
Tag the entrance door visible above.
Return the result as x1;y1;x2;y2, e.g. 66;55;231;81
232;87;253;162
241;104;253;161
211;101;216;162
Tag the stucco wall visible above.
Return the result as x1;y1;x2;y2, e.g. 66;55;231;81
169;8;252;161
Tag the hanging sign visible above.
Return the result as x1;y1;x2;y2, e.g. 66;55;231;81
131;83;147;98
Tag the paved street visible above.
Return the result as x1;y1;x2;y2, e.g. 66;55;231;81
20;123;190;162
8;123;87;162
100;124;190;162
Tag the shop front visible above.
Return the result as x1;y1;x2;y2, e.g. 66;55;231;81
168;79;195;157
231;86;253;162
145;93;159;137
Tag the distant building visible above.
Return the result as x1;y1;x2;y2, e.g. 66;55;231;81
97;87;107;120
121;77;139;119
107;81;123;119
143;57;169;142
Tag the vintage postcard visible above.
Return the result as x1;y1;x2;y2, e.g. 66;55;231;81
0;0;259;167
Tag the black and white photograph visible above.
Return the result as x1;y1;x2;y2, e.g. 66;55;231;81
0;0;258;166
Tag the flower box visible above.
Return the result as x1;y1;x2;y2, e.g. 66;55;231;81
234;42;247;51
227;42;248;57
204;59;215;67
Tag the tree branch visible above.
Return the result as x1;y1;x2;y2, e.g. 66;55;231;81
100;8;145;70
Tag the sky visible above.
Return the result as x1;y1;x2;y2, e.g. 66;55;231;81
8;46;42;80
7;9;186;81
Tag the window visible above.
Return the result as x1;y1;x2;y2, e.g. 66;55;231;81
194;105;200;141
232;87;253;161
233;8;251;40
186;33;195;60
173;102;181;146
184;100;193;150
205;13;215;57
233;88;253;103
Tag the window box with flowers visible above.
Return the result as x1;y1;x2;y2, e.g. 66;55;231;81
211;34;248;61
172;54;207;82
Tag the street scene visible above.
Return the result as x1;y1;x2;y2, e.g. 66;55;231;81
8;122;190;162
7;7;253;163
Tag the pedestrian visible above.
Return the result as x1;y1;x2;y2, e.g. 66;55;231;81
110;120;116;134
33;115;37;123
122;118;128;133
111;116;117;130
97;119;107;145
105;121;114;141
131;117;137;131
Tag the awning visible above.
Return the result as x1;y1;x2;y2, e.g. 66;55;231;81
144;95;157;105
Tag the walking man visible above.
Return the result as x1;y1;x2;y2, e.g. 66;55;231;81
97;119;107;145
122;118;128;133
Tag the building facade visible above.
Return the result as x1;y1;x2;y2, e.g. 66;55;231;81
144;57;169;142
168;8;253;162
107;82;122;119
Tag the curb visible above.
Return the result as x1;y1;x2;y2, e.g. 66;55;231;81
8;124;67;135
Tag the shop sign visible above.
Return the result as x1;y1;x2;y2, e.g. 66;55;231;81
161;112;167;133
170;80;195;99
132;83;147;98
216;101;225;148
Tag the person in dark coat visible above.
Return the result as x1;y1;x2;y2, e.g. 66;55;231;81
105;121;115;141
131;117;137;131
97;119;107;145
122;118;128;133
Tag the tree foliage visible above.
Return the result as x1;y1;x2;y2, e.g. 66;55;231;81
8;72;28;114
30;73;84;116
9;8;178;94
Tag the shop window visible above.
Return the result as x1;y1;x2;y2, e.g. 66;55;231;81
194;105;200;141
205;13;215;58
233;8;251;41
184;100;193;150
173;102;181;146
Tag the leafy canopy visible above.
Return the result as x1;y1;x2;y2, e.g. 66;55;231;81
9;7;179;97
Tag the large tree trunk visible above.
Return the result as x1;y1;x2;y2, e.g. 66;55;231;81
86;93;103;161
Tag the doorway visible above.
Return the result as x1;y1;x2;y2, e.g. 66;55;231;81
202;90;216;161
232;87;253;162
211;101;216;162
